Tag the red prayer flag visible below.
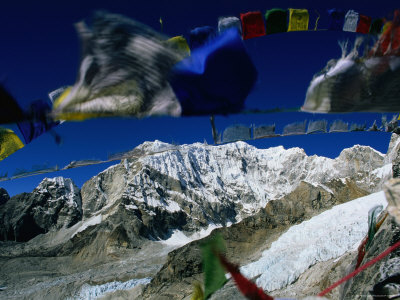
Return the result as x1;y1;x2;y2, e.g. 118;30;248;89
240;11;266;40
217;253;274;300
356;15;372;34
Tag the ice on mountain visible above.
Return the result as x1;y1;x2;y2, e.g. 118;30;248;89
240;191;387;291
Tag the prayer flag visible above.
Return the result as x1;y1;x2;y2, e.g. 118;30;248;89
288;9;309;32
170;28;257;116
218;16;242;35
240;11;266;40
328;9;345;31
343;10;359;32
356;15;372;34
264;9;288;35
189;26;216;49
0;128;24;161
201;234;227;299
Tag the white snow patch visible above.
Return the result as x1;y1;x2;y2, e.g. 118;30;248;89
124;204;138;210
240;191;387;292
72;215;102;238
165;200;181;212
74;277;151;300
160;224;221;246
372;164;393;179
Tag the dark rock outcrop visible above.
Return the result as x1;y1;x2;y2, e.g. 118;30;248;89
0;177;82;242
340;215;400;299
0;187;10;206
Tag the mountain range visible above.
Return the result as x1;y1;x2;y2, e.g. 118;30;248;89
0;134;399;299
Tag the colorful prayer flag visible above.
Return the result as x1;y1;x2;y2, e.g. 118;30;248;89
356;15;372;34
167;36;191;56
191;282;204;300
343;10;359;32
51;11;184;121
189;26;216;49
217;254;273;300
170;28;257;116
369;18;384;35
200;234;227;299
240;11;266;40
0;128;24;161
264;8;288;35
288;9;309;32
327;9;345;31
218;16;242;35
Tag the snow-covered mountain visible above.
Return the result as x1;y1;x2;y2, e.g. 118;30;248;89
80;140;390;234
0;177;81;242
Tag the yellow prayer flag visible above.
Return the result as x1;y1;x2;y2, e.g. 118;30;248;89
288;8;309;32
167;36;191;56
191;282;204;300
0;128;24;161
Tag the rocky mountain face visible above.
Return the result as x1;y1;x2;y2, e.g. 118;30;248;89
0;135;398;299
0;187;9;206
78;140;389;243
0;177;81;242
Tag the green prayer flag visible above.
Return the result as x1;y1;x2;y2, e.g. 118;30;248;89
264;8;288;35
366;205;383;249
201;233;228;299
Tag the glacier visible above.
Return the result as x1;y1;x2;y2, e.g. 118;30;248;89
240;191;388;291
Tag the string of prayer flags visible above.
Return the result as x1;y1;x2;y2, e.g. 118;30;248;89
343;10;359;32
0;128;24;161
218;16;242;35
356;15;372;34
327;9;345;31
264;9;288;35
189;26;216;50
303;13;400;114
170;28;257;116
240;11;266;40
288;9;309;32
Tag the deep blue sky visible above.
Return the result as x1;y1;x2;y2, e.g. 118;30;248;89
0;1;398;196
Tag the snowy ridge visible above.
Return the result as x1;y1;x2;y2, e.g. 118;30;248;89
129;141;385;214
36;177;81;208
240;191;388;291
73;277;151;300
